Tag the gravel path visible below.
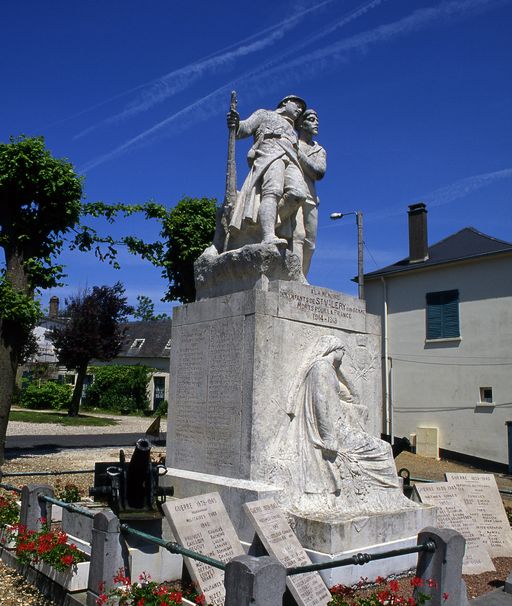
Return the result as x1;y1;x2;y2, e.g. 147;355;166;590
7;410;158;436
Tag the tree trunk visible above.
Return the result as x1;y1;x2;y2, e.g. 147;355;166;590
68;361;88;417
0;331;18;466
0;249;31;465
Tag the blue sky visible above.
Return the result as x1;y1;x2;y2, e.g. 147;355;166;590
3;0;511;315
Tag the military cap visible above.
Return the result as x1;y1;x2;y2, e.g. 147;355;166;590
276;95;307;113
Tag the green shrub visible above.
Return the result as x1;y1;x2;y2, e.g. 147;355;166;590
20;381;72;410
84;365;152;413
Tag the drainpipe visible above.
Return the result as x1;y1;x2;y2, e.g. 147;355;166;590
381;276;392;440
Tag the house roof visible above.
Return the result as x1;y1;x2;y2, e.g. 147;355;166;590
364;227;512;280
118;320;172;359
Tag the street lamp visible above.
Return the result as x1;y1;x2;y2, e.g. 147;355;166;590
329;210;364;299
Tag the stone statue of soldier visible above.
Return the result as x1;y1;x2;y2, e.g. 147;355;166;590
291;108;326;278
226;95;309;248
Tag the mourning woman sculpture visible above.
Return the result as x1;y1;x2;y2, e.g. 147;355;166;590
269;335;413;517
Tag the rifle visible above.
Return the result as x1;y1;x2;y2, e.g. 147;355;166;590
221;90;238;251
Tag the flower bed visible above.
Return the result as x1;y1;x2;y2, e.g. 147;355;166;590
13;521;89;591
34;558;90;592
0;524;17;549
328;575;448;606
0;491;20;550
96;570;209;605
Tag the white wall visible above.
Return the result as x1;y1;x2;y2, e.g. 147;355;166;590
365;254;512;464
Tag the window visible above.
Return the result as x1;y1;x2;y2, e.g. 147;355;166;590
479;387;493;404
426;290;459;340
153;376;166;409
130;338;145;349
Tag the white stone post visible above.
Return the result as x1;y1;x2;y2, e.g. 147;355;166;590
20;484;54;531
415;527;469;606
86;510;128;606
224;554;287;606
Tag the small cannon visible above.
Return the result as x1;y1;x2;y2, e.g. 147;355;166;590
89;438;174;519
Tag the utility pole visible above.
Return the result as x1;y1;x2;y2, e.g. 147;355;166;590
330;210;364;299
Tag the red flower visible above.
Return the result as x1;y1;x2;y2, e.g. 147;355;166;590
375;576;386;584
61;554;75;567
137;599;145;606
411;577;423;587
443;592;450;601
389;580;400;592
408;598;417;606
195;593;206;605
427;578;438;588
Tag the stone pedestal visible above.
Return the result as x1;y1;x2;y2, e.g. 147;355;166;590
291;506;436;586
165;281;435;576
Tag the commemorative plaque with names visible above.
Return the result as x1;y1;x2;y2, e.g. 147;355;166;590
445;473;512;557
172;316;244;477
244;498;331;606
162;492;245;606
415;483;495;574
275;282;366;332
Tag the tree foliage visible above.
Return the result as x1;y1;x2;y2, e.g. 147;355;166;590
0;135;82;463
84;365;152;413
133;295;170;321
159;197;217;303
20;381;72;411
50;282;132;416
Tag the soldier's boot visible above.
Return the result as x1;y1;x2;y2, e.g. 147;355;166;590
260;195;287;245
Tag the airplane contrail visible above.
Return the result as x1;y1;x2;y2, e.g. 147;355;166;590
79;0;507;172
74;0;340;139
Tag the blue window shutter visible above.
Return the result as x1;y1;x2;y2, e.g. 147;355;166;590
426;297;442;339
442;294;459;337
426;290;459;339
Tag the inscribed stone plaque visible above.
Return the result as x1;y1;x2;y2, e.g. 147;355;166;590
244;498;331;606
162;492;245;606
275;282;366;332
415;483;495;574
445;473;512;557
172;316;244;477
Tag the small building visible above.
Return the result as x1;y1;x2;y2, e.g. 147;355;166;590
25;298;172;412
107;320;172;411
364;203;512;468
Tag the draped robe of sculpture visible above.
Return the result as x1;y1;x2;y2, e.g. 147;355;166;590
268;336;413;517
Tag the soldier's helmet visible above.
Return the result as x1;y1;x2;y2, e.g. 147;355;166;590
276;95;307;113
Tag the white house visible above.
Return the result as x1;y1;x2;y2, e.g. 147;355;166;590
364;203;512;468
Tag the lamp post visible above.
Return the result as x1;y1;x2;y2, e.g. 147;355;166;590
330;210;364;299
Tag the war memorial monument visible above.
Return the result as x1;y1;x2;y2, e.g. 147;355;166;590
164;93;435;586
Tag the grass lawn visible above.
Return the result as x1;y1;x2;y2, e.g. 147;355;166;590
9;410;119;426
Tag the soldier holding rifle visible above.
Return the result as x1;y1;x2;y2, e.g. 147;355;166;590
225;95;309;247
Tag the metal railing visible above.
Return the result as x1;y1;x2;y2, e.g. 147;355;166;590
1;469;94;478
40;494;96;519
119;524;226;571
0;481;22;494
286;541;435;575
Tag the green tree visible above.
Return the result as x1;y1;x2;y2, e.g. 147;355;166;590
160;197;216;303
133;295;170;321
50;283;132;416
84;365;152;412
0;135;82;463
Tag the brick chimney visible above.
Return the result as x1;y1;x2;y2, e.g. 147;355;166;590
408;202;429;263
49;296;59;319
